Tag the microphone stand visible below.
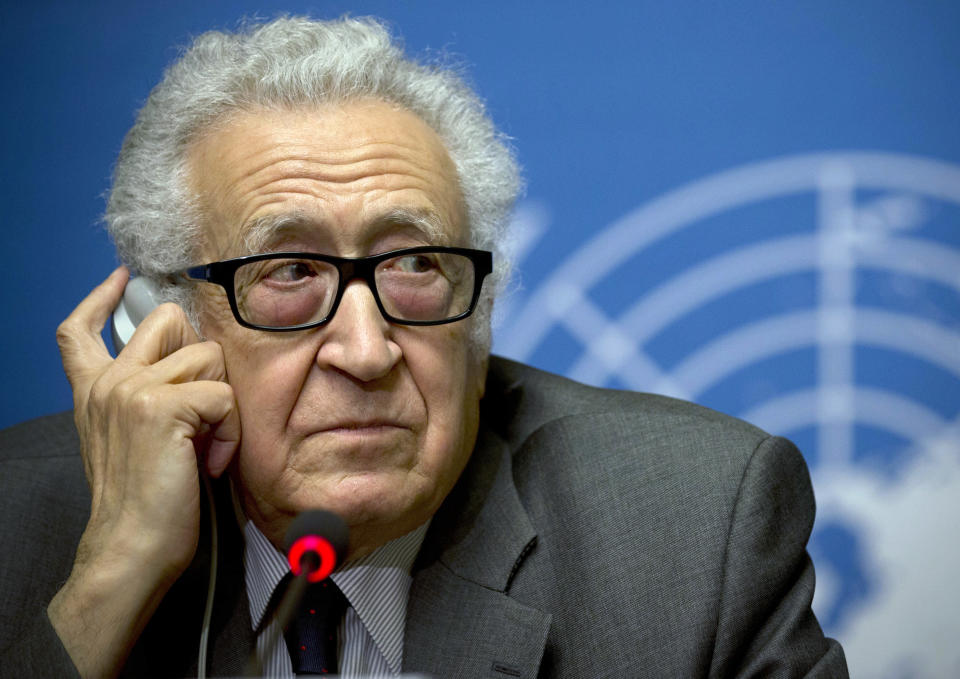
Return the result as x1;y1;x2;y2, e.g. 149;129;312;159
246;571;311;677
243;510;346;677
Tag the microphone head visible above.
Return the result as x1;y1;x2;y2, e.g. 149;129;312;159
284;510;349;582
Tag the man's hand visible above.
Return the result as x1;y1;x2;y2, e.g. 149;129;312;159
47;268;241;679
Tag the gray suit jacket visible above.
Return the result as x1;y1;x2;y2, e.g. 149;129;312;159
0;357;846;677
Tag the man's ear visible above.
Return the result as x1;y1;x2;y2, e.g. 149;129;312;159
473;352;489;401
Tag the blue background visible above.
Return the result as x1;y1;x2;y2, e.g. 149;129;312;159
3;1;957;424
3;2;959;676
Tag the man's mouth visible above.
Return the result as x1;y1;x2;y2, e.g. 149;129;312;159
313;419;412;436
325;422;404;433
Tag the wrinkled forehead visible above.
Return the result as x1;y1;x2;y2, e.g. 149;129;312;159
238;206;450;254
185;101;469;260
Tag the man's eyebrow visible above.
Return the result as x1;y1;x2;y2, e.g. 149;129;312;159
240;212;313;254
373;208;448;244
239;207;451;255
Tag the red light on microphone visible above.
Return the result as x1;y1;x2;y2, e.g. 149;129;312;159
287;534;338;583
284;510;349;583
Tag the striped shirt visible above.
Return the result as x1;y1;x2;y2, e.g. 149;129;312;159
241;515;428;678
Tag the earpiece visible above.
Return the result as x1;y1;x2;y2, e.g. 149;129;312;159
111;276;163;352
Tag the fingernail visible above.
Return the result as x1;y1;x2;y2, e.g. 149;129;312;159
205;440;237;477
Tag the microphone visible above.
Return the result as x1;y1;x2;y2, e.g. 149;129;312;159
285;510;350;582
247;510;349;676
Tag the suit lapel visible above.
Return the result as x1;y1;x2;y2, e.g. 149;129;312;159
404;426;551;678
404;565;551;679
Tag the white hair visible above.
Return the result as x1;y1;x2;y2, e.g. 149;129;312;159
105;15;522;352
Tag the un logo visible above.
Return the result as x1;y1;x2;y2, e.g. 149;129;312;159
494;152;960;678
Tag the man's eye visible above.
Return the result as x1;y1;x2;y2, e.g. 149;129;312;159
394;255;437;273
264;261;315;282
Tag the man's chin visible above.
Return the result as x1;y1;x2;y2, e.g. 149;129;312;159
278;469;429;532
279;478;433;559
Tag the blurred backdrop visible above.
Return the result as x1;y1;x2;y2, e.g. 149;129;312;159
3;2;958;676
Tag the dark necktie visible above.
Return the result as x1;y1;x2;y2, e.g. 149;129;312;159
283;579;349;675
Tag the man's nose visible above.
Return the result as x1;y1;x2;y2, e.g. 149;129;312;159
314;280;402;381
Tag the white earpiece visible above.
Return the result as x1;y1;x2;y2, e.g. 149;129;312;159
111;276;163;352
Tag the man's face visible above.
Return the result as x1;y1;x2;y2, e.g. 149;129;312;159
187;101;487;556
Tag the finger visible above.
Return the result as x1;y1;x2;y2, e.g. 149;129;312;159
117;340;229;392
205;437;239;479
137;343;241;477
57;267;130;389
118;302;203;368
205;389;242;478
164;380;240;478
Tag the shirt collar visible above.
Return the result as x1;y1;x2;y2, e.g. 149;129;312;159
331;524;428;672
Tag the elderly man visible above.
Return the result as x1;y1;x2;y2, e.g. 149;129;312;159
0;16;846;679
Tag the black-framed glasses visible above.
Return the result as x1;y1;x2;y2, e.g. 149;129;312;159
182;246;492;331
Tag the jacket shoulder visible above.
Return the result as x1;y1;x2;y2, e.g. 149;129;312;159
485;355;769;455
482;359;832;676
0;411;80;462
0;412;88;663
483;356;785;547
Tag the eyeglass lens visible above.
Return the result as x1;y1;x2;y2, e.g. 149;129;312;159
233;251;477;327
